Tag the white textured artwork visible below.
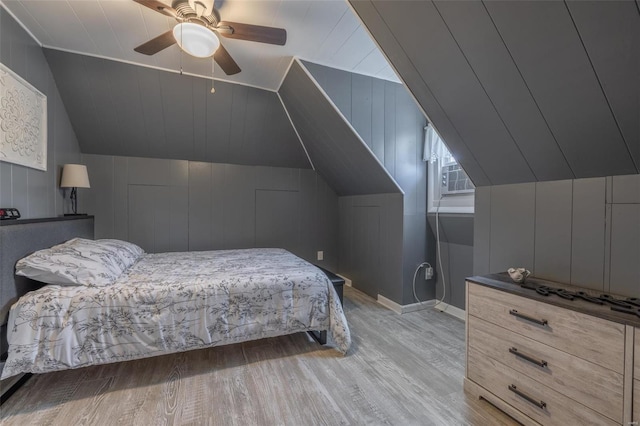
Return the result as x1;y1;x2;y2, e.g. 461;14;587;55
0;62;47;171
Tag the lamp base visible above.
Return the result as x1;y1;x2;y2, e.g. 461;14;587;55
63;213;88;216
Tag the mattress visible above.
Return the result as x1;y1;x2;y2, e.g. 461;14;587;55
2;248;350;379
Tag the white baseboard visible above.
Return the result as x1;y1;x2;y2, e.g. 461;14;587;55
434;302;466;321
376;295;466;320
336;274;352;287
377;294;436;314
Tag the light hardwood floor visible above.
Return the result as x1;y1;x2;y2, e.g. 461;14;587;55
1;287;517;425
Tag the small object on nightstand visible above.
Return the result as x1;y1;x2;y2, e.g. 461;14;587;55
0;208;20;220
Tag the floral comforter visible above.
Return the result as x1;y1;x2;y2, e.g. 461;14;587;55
2;248;350;379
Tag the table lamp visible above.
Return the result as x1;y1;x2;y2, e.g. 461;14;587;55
60;164;90;216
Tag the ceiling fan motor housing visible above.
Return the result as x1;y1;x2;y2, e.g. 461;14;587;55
172;0;219;26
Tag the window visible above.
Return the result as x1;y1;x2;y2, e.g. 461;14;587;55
425;125;475;213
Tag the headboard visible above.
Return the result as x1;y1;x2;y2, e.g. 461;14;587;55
0;216;94;358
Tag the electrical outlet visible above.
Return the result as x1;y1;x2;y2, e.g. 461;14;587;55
317;251;324;261
425;267;434;280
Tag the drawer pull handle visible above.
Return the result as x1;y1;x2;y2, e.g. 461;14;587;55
509;347;548;368
508;384;547;409
509;309;548;326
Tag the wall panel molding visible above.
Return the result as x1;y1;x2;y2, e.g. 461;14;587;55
474;174;640;297
80;154;339;271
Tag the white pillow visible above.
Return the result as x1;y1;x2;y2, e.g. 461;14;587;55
92;239;144;270
15;238;143;287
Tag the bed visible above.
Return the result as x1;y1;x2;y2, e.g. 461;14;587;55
0;218;350;382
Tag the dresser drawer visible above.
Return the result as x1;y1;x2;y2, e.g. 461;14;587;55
468;315;623;422
467;282;625;373
468;348;618;426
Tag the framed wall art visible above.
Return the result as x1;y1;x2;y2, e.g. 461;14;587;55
0;62;47;171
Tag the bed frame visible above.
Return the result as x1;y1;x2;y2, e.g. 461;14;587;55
0;216;342;403
0;216;94;402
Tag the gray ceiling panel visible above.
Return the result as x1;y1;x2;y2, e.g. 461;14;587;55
433;0;575;182
41;50;101;151
352;0;639;185
279;61;402;196
136;67;167;158
105;59;149;158
484;0;637;178
348;0;491;187
43;49;310;169
158;70;196;160
370;0;536;185
191;77;208;160
205;79;233;161
565;0;640;170
77;56;124;156
302;61;353;121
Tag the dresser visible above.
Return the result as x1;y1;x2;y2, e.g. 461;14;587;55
465;274;640;426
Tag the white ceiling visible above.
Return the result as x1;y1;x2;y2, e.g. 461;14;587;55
1;0;401;91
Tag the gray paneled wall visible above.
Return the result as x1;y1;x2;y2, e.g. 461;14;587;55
0;8;81;218
43;49;310;170
279;60;402;196
474;174;640;297
79;154;339;271
339;194;404;302
302;61;432;305
350;0;639;186
302;61;427;214
427;214;474;310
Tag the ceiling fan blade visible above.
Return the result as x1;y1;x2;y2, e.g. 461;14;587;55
133;0;178;18
217;21;286;46
134;30;176;55
214;44;241;75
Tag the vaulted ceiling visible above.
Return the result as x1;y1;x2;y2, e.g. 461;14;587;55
43;48;311;168
6;0;637;189
351;0;640;186
1;0;399;91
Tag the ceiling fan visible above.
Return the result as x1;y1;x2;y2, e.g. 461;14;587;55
133;0;287;75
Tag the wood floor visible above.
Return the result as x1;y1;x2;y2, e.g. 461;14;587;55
1;286;517;425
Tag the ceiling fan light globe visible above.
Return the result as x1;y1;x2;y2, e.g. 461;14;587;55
173;22;220;58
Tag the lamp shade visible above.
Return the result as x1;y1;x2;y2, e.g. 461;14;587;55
173;22;220;58
60;164;90;188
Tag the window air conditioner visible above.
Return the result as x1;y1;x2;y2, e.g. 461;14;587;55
441;163;474;195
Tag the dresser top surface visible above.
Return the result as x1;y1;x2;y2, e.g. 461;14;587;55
467;273;640;328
